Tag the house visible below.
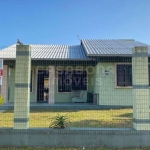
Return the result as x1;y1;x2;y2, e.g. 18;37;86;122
0;39;150;106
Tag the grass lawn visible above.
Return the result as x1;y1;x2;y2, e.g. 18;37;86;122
0;109;133;128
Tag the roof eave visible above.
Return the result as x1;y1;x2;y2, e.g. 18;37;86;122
87;54;132;57
2;58;91;61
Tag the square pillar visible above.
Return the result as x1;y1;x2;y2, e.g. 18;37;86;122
14;45;31;129
49;66;55;104
132;46;150;130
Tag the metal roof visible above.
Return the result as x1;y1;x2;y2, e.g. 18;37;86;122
81;39;150;56
1;40;150;60
0;44;87;60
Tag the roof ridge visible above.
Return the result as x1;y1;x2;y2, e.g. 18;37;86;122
3;44;82;47
81;39;135;41
27;44;81;46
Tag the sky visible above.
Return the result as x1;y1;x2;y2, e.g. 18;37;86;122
0;0;150;46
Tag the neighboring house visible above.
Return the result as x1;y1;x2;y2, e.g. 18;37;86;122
0;39;150;106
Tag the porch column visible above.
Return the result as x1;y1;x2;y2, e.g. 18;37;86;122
49;66;55;104
1;65;8;103
132;46;150;130
14;45;31;129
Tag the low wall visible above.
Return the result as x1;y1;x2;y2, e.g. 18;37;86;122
0;128;150;148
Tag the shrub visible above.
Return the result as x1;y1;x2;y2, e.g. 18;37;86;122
49;114;70;129
0;95;4;106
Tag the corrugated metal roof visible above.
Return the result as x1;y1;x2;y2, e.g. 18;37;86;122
0;44;87;60
81;39;150;56
1;40;150;59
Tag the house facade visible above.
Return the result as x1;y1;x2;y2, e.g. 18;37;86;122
0;39;150;106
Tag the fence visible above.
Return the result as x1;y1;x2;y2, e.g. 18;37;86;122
0;44;150;147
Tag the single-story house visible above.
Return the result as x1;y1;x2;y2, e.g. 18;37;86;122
0;39;150;106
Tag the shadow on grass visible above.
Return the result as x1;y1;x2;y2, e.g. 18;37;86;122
116;113;133;118
69;119;133;128
2;109;80;113
30;109;79;113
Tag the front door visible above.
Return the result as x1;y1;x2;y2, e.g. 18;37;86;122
37;70;49;103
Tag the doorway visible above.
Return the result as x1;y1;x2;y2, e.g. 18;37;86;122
37;70;49;103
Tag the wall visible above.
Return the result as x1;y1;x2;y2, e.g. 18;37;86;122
94;62;133;106
8;66;37;103
8;67;15;102
1;65;9;103
54;66;94;103
8;65;94;103
30;67;37;102
1;128;150;148
6;62;150;105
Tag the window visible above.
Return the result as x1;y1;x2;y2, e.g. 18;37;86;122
116;64;132;86
58;71;72;92
30;70;33;92
58;70;87;92
72;71;87;90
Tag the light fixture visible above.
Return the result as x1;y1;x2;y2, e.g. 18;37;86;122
105;70;110;75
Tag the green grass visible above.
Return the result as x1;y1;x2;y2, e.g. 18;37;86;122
0;109;133;128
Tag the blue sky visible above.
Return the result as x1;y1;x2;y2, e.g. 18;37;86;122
0;0;150;46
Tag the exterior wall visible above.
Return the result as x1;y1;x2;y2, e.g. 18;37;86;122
93;62;133;106
9;62;146;105
8;68;15;102
30;67;37;102
1;128;150;148
8;65;94;103
54;66;94;103
1;65;9;103
8;62;149;105
49;66;55;104
8;66;37;103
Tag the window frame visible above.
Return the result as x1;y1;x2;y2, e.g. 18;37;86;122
57;70;88;93
115;63;132;88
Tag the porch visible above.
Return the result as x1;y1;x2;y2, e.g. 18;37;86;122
0;102;132;111
5;65;95;104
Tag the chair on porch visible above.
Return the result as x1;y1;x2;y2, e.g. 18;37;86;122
71;90;87;103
